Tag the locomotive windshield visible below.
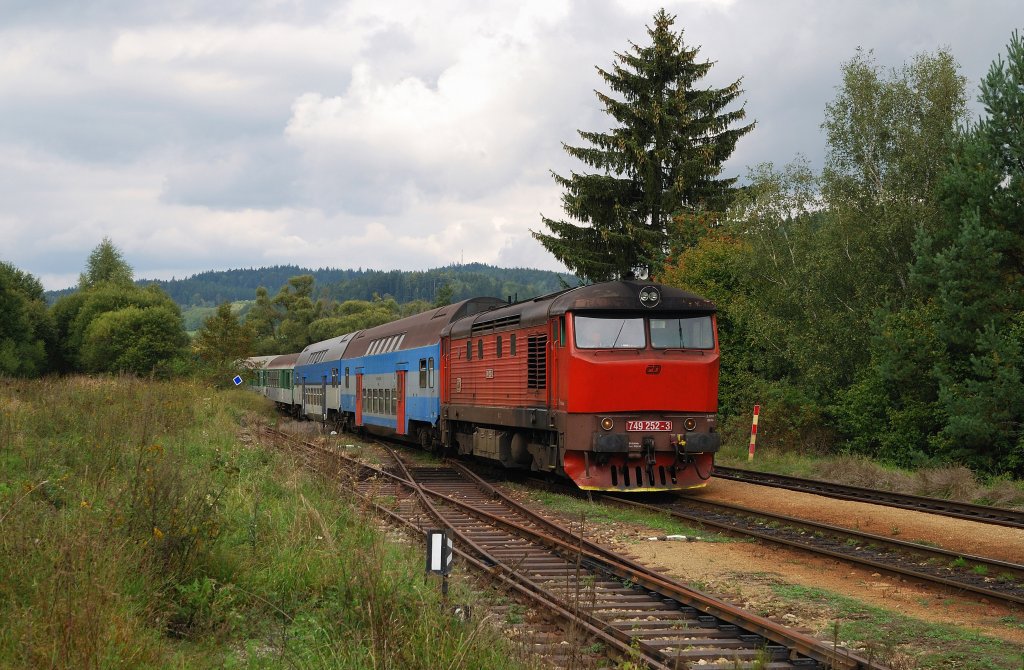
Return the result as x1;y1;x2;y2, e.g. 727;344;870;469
574;314;714;350
574;316;646;348
650;316;714;349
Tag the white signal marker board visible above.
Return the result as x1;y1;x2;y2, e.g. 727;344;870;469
426;529;453;575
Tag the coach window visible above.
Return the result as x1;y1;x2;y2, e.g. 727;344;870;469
345;367;350;388
510;334;517;356
497;336;503;358
419;358;428;388
478;339;484;359
428;357;435;388
331;368;338;388
391;389;397;415
467;341;472;361
385;389;391;415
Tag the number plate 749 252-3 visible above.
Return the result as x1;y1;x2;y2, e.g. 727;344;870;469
625;420;673;432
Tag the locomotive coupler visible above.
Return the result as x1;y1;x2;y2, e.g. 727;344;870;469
642;437;656;463
643;437;656;488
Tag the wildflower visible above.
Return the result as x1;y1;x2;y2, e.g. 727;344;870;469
80;500;91;509
153;526;164;540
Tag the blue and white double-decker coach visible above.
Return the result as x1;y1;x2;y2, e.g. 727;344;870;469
293;333;360;423
339;298;505;446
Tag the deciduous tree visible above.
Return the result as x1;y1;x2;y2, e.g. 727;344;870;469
78;236;134;289
52;240;189;375
194;302;255;365
0;262;54;376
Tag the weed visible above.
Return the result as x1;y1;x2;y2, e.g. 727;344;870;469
0;377;539;670
769;583;1022;669
972;564;989;576
516;486;728;542
506;604;525;624
949;557;968;569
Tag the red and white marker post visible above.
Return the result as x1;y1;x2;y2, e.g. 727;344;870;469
748;405;760;461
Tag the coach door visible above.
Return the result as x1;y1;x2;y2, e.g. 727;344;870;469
395;369;407;435
321;375;327;421
355;372;363;426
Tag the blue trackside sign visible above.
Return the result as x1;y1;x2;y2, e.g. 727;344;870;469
232;375;243;386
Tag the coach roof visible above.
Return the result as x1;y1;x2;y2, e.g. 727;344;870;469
267;352;300;369
295;331;360;367
343;297;505;358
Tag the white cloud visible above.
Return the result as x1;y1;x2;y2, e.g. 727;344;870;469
0;0;1019;291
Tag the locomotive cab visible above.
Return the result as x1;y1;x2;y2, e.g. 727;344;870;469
558;306;720;490
441;280;721;492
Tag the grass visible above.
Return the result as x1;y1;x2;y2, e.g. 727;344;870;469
716;444;1024;509
770;584;1024;669
0;376;543;670
513;486;730;542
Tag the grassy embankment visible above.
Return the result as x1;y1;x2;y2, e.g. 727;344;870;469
715;439;1024;509
0;376;541;669
772;585;1024;670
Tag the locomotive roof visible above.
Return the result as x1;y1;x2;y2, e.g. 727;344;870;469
342;296;506;358
444;281;715;338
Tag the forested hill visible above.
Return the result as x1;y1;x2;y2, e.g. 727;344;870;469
45;264;574;308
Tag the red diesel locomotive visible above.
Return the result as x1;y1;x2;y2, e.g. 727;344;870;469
440;280;720;491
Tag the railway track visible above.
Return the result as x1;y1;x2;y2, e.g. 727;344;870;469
712;466;1024;530
599;495;1024;609
262;428;884;669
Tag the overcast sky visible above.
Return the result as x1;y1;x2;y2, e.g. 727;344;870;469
1;0;1019;290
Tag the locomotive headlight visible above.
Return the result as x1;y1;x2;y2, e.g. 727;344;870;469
684;418;697;431
600;417;614;431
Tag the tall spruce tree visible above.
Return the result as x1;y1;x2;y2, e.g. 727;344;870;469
533;9;753;282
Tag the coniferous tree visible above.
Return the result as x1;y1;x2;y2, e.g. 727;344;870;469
533;9;753;282
910;31;1024;472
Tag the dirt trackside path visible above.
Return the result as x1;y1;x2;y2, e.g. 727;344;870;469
689;478;1024;564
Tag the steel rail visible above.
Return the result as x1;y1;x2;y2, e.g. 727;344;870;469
712;466;1024;530
601;495;1024;608
264;429;884;669
383;448;674;670
263;429;671;669
424;461;880;669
